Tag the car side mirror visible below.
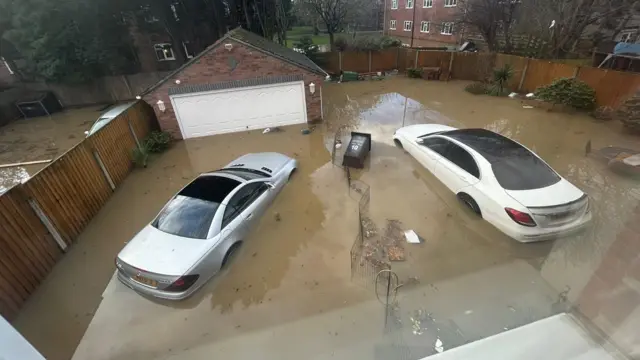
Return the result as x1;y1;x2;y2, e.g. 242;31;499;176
84;130;89;135
415;138;424;145
266;182;276;189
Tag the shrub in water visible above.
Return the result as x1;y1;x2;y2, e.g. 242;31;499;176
465;82;488;95
535;78;596;110
144;130;173;153
407;68;422;78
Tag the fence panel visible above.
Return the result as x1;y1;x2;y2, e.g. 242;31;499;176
342;52;370;73
452;52;495;81
0;187;61;320
577;67;640;108
495;54;529;90
0;100;157;320
371;49;398;72
522;60;577;93
417;51;450;68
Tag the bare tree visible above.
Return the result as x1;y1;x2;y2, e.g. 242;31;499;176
457;0;519;53
297;0;363;50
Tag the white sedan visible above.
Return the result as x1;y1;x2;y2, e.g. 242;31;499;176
393;124;591;242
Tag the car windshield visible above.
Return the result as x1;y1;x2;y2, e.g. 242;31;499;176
152;175;240;239
492;157;561;190
217;168;269;180
151;195;219;239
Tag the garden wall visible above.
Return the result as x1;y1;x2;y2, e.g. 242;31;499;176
324;49;640;109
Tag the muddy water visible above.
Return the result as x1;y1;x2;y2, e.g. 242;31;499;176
0;105;104;192
13;78;640;360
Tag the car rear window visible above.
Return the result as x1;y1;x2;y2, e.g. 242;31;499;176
492;156;561;190
152;196;219;239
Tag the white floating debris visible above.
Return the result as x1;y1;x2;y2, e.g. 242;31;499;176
435;338;444;353
464;310;473;315
526;93;535;98
405;230;421;244
263;128;271;134
523;105;534;109
508;92;518;98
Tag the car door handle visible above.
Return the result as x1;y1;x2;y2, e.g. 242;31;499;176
245;213;253;220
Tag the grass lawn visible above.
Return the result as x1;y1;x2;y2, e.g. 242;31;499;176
286;26;329;48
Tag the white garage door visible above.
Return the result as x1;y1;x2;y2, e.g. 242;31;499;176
171;81;307;139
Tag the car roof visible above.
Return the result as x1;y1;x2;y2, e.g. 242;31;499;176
441;128;531;163
98;102;136;119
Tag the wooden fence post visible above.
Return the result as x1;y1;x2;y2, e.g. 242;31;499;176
369;51;372;72
93;151;116;191
28;198;67;252
396;47;400;69
414;50;419;68
448;52;455;80
518;58;531;92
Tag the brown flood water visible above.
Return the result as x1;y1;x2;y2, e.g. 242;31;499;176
13;78;640;360
0;105;105;192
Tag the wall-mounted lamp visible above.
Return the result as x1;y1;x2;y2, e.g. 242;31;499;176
309;82;316;95
156;99;166;112
135;95;141;100
224;43;233;51
175;79;181;84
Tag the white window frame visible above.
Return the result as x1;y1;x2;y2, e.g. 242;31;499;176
182;41;194;59
420;21;430;33
1;58;14;75
154;43;176;61
406;0;414;9
404;20;413;32
619;30;638;43
423;0;433;7
444;0;457;7
441;22;454;35
391;0;398;9
390;20;397;30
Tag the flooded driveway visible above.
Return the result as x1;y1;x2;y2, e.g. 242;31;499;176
13;78;640;360
0;105;105;192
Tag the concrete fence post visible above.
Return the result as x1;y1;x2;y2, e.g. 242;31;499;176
369;51;372;73
448;52;455;80
573;66;581;79
93;150;116;191
518;58;531;92
339;52;343;72
414;50;419;68
28;198;67;252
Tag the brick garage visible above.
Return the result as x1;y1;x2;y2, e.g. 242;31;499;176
142;28;327;140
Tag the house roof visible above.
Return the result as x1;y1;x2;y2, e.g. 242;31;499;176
142;27;327;96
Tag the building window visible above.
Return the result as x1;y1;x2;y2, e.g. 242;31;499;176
441;22;454;35
154;44;176;61
390;20;397;30
444;0;457;6
619;30;638;43
420;21;430;33
404;21;413;31
182;41;194;58
391;0;398;9
406;0;414;8
423;0;432;7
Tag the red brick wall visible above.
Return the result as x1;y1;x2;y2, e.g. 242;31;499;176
384;0;462;47
144;39;323;139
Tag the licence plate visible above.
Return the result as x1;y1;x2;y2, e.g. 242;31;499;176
548;212;571;220
133;275;158;288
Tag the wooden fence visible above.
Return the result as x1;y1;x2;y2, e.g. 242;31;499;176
0;101;157;320
323;49;640;109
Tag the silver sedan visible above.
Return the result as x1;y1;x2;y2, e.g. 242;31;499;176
115;152;297;300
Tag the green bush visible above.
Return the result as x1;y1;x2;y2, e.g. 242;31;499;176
131;145;149;168
334;36;348;52
144;130;173;153
333;35;401;52
293;35;318;57
407;68;422;78
465;82;488;95
535;78;596;110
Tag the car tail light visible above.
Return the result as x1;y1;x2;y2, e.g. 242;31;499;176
165;275;199;292
505;208;537;227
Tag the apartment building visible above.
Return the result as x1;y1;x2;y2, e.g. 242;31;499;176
384;0;463;48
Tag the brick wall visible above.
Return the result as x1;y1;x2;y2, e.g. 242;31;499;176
384;0;462;47
144;39;323;139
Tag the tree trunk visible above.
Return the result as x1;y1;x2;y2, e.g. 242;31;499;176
242;0;252;30
329;31;335;51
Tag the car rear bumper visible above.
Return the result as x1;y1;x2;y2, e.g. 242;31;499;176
116;270;201;300
502;212;592;243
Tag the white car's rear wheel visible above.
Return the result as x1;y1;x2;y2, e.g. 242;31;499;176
458;193;481;217
393;139;404;149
